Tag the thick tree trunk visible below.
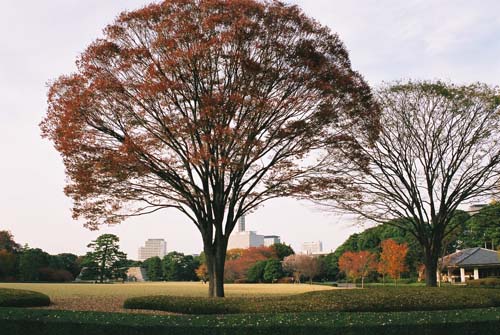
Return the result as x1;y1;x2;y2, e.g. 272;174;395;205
203;235;228;298
214;237;227;297
424;251;438;287
204;246;215;297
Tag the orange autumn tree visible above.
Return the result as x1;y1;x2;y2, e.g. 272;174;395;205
338;250;377;288
224;246;276;282
378;239;408;285
40;0;379;297
195;263;209;283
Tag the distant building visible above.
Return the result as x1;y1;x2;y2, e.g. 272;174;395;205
466;204;488;215
238;215;246;232
302;241;323;255
138;239;167;261
228;231;265;249
264;235;281;246
227;215;281;249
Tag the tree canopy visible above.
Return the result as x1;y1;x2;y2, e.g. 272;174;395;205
41;0;379;297
322;81;500;286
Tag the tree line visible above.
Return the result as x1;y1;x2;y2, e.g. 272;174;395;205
0;231;81;282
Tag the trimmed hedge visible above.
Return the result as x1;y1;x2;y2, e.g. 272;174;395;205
0;288;50;307
124;287;500;314
1;307;499;335
467;278;500;288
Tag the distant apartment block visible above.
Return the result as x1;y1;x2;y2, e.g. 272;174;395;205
302;241;323;255
138;238;167;261
264;235;281;246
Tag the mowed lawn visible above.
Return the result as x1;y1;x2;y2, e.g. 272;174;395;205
0;282;333;314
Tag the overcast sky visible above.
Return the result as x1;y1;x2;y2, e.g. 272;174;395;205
1;1;499;259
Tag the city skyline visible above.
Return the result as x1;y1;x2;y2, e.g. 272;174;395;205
1;0;500;258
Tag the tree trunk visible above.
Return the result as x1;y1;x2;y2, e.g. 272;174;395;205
424;255;438;287
203;235;227;298
214;238;227;298
204;246;215;297
361;276;364;288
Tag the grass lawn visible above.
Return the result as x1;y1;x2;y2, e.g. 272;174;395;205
1;306;500;335
0;282;333;313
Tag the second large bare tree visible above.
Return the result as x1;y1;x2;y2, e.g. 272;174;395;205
323;82;500;286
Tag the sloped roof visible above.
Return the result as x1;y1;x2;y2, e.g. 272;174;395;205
442;248;500;267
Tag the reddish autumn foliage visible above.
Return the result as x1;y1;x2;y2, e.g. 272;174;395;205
224;246;276;281
282;254;320;284
41;0;379;297
378;239;408;285
338;250;376;288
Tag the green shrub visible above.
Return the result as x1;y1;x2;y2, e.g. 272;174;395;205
1;307;499;335
467;278;500;288
124;287;500;314
0;288;50;307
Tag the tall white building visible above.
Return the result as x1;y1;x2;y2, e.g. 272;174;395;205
302;241;323;255
138;239;167;261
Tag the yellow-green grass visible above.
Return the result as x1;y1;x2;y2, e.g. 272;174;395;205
0;282;332;298
0;282;333;313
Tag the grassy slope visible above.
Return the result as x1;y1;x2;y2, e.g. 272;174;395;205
124;287;500;314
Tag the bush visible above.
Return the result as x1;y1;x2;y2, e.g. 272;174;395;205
233;279;247;284
276;277;294;283
124;287;500;314
0;288;50;307
0;307;499;335
467;277;500;288
39;268;74;282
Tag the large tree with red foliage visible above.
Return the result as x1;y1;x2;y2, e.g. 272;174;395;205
41;0;379;297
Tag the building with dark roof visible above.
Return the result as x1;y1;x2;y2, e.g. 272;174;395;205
440;247;500;283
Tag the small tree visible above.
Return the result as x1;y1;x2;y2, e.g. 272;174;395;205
144;256;163;281
196;263;209;284
247;260;267;283
0;250;17;281
263;259;284;283
378;239;408;286
338;250;376;288
84;234;127;283
282;254;320;284
18;248;49;282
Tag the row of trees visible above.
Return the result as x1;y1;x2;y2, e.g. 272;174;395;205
323;202;500;283
0;231;81;282
142;252;200;282
339;239;408;288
